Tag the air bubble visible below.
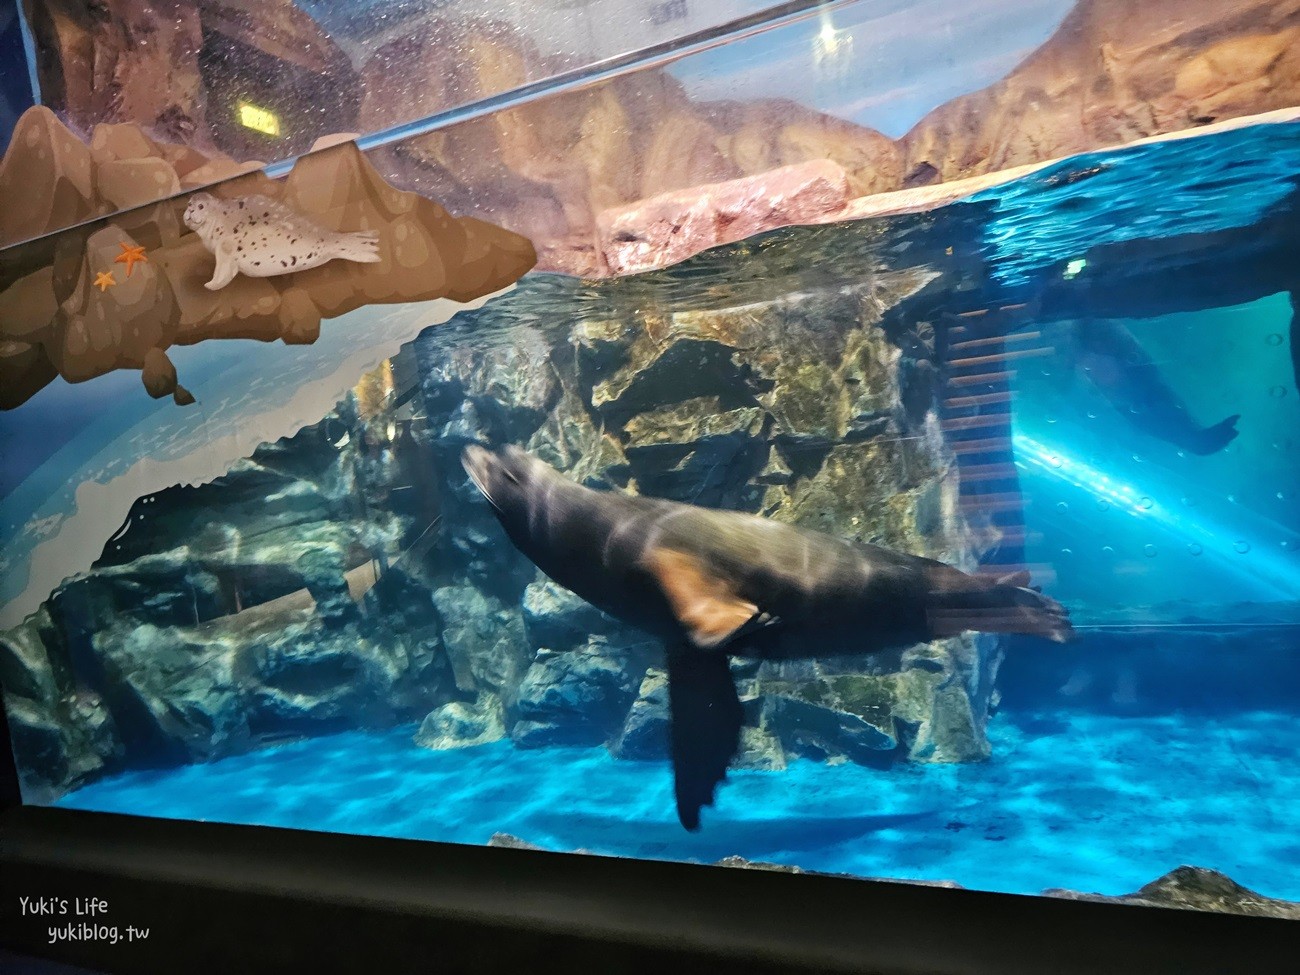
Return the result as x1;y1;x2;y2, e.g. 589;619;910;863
1046;416;1058;424
1086;411;1098;420
1143;544;1158;557
1187;542;1203;556
1138;497;1153;510
1049;455;1063;468
1181;497;1196;507
1234;540;1251;554
1269;386;1288;398
1060;548;1073;557
1266;333;1283;346
1101;545;1115;556
1056;501;1069;512
1098;499;1111;511
1227;494;1237;504
1132;454;1143;463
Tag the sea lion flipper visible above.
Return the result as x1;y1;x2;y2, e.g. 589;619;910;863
643;547;759;649
667;647;743;831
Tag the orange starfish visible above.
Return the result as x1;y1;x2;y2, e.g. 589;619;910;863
114;242;148;277
93;271;117;292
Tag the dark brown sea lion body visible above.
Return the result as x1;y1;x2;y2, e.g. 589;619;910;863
463;444;1072;829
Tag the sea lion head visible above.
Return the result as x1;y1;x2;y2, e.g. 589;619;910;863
182;192;220;235
461;443;545;514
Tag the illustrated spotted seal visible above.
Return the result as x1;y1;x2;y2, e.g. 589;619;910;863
182;192;380;290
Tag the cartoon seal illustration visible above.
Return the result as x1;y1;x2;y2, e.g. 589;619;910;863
182;192;380;290
462;444;1073;830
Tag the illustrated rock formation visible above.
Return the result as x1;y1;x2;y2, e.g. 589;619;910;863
0;109;536;410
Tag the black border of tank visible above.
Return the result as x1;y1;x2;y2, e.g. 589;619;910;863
0;694;1292;975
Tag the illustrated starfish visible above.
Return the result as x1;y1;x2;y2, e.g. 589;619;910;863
93;271;117;292
114;242;148;277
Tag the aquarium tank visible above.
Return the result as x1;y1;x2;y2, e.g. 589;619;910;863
1;0;1298;921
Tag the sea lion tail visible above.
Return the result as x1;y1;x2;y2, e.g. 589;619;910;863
926;576;1074;643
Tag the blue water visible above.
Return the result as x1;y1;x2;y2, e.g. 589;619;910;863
58;707;1300;902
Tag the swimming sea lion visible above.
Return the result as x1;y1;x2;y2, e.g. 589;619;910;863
462;444;1072;830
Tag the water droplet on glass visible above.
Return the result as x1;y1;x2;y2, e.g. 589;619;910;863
1269;386;1288;398
1098;499;1111;511
1143;544;1157;557
1234;540;1251;554
1138;497;1153;510
1266;333;1283;346
1187;542;1203;556
1056;501;1068;512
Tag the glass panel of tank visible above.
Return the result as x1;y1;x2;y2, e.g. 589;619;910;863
1;0;1298;921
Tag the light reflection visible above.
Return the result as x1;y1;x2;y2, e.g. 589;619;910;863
1013;433;1300;598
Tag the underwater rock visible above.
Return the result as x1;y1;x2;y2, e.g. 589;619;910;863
761;684;898;766
1045;866;1300;920
521;580;624;654
732;725;787;772
431;585;531;702
414;698;506;750
611;668;670;761
713;856;805;874
511;643;644;748
419;327;561;444
247;625;407;731
623;398;769;509
0;608;123;801
94;623;252;764
486;833;548;851
0;116;536;409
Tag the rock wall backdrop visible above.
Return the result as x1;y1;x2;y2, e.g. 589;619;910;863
1;254;1007;802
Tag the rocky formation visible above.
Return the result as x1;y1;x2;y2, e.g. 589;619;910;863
340;265;1004;775
0;108;535;409
1;367;457;798
3;245;1004;799
1046;866;1300;920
